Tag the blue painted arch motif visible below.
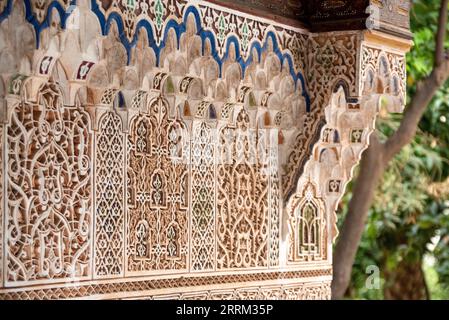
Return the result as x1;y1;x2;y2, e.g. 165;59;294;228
0;0;311;111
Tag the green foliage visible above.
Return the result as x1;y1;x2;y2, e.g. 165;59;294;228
344;0;449;299
423;255;449;300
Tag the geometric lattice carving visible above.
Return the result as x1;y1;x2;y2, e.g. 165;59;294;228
190;122;216;271
217;109;269;269
5;82;92;285
126;97;188;273
268;131;281;267
95;111;125;278
177;283;331;300
0;268;332;299
147;282;332;300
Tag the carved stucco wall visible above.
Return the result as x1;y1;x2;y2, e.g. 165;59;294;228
0;0;410;300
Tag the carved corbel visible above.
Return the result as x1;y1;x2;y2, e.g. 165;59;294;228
285;30;412;269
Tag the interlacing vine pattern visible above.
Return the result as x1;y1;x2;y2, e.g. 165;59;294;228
5;82;92;284
0;0;410;299
268;130;281;267
217;109;269;269
127;97;189;273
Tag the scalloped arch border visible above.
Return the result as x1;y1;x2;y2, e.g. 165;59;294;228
0;0;311;110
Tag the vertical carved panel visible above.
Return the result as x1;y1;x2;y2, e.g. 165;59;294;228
94;111;125;278
126;97;188;273
5;83;92;284
217;110;269;269
268;131;280;267
126;114;152;268
190;122;216;271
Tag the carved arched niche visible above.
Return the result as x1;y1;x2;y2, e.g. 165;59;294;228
0;0;411;300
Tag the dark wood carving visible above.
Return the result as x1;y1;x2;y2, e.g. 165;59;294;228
209;0;411;37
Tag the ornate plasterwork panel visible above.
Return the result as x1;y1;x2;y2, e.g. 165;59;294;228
287;40;408;254
289;182;327;263
126;96;189;274
283;32;360;200
190;121;216;272
216;109;269;269
360;44;406;105
94;111;125;278
5;82;92;285
0;0;411;299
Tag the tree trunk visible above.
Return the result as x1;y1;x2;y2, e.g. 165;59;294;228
384;258;429;300
331;2;449;297
331;134;385;299
330;0;449;300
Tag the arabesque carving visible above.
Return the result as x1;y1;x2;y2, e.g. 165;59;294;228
0;0;411;299
5;82;92;285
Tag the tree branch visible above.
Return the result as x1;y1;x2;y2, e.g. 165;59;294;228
332;0;449;300
332;133;385;299
332;67;449;299
384;59;449;161
386;0;449;160
435;0;449;67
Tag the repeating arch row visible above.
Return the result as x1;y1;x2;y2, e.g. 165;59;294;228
0;0;310;108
